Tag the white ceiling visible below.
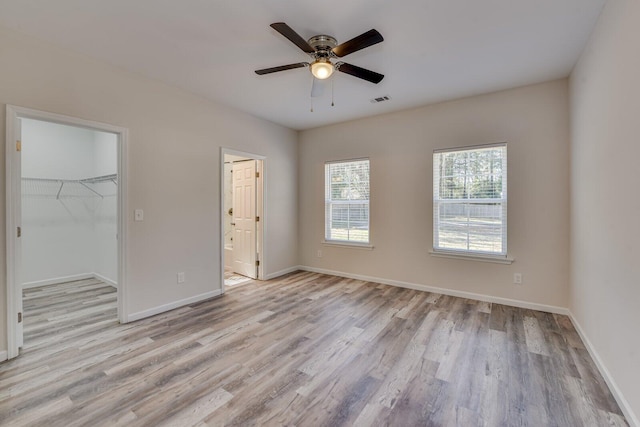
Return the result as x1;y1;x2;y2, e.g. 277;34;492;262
0;0;606;130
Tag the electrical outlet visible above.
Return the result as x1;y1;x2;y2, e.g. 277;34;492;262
513;273;522;285
317;250;322;258
177;272;185;284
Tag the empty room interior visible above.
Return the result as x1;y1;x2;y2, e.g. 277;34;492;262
0;0;638;426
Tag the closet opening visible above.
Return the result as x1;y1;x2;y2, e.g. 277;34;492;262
5;105;128;360
221;149;265;289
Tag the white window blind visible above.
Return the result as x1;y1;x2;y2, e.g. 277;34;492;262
325;159;370;244
433;144;507;256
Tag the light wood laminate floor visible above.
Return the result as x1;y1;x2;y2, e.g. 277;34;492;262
0;272;628;426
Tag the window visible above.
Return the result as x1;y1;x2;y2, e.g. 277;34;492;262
325;159;370;244
433;144;507;257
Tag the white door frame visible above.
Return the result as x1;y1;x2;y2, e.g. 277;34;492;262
220;148;265;293
5;105;129;359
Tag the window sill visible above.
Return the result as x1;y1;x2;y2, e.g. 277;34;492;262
429;250;514;264
322;240;374;250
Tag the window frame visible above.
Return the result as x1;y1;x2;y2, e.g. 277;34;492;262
324;158;372;248
432;143;510;262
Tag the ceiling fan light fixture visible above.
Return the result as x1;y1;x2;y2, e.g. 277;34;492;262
255;23;384;84
310;59;334;80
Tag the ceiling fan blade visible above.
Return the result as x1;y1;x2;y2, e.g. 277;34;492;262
311;78;325;98
336;62;384;84
255;62;308;75
270;22;315;54
332;29;383;57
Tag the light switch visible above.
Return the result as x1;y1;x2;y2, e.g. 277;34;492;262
134;209;144;221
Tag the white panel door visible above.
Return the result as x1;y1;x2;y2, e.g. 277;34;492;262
232;160;257;278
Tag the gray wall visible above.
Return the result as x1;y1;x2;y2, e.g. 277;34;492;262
570;0;640;422
0;25;298;350
299;80;570;309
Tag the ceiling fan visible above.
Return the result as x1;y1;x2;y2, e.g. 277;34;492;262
255;23;384;84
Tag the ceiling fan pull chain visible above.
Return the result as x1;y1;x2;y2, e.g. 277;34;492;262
331;78;335;107
310;76;315;112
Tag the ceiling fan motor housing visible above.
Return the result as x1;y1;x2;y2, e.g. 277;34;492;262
308;35;337;58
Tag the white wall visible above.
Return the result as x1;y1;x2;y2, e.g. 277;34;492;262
21;119;109;285
91;130;118;283
299;80;570;309
0;24;298;352
570;0;640;423
22;118;95;179
93;131;118;177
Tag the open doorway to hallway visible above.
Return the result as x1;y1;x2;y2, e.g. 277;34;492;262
222;150;264;289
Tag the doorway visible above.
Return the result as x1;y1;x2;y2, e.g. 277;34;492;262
221;149;264;289
5;105;128;360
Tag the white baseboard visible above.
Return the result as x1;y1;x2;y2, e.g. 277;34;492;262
22;273;118;289
126;289;223;323
298;265;569;315
93;272;117;288
0;350;7;362
263;265;301;280
22;273;95;289
569;313;639;427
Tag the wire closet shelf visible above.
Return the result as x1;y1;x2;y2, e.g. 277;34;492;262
22;174;117;199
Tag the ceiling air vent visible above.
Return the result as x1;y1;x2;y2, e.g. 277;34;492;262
370;95;391;104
